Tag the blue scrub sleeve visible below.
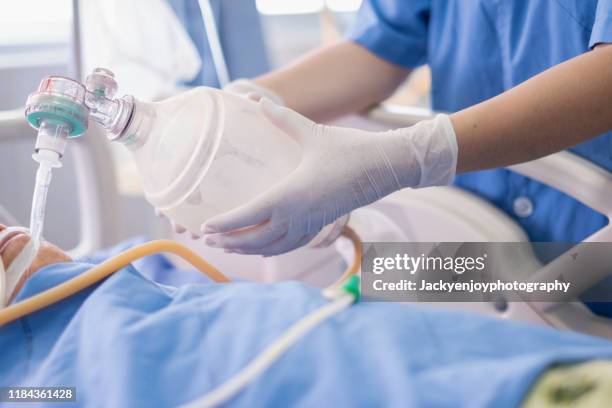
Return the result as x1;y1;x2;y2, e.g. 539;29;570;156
348;0;430;69
589;0;612;48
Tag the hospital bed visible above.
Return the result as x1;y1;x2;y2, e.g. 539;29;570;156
2;101;612;341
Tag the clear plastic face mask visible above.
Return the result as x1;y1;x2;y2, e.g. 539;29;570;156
0;227;40;307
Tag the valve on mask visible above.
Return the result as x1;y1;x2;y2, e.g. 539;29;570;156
22;68;132;244
83;68;134;141
25;67;133;152
25;76;88;158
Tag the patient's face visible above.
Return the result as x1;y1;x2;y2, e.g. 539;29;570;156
0;224;71;298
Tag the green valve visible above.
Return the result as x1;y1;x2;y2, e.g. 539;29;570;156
26;94;88;137
342;275;360;302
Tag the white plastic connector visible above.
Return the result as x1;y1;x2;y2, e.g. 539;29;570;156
33;149;62;169
34;120;70;159
84;68;134;141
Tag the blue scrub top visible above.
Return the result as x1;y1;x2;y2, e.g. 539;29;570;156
350;0;612;242
167;0;270;87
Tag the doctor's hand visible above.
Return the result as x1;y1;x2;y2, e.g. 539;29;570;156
202;99;458;256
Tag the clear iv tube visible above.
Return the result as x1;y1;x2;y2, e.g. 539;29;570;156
29;157;54;242
29;121;68;243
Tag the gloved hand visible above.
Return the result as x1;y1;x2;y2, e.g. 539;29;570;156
223;80;351;248
201;98;458;256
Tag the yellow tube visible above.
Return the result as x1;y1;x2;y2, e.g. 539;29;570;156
0;227;361;326
329;226;361;288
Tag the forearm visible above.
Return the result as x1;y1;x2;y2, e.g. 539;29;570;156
452;44;612;173
255;41;410;122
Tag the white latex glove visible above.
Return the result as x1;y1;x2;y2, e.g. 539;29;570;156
201;99;458;256
223;81;350;248
223;79;284;105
